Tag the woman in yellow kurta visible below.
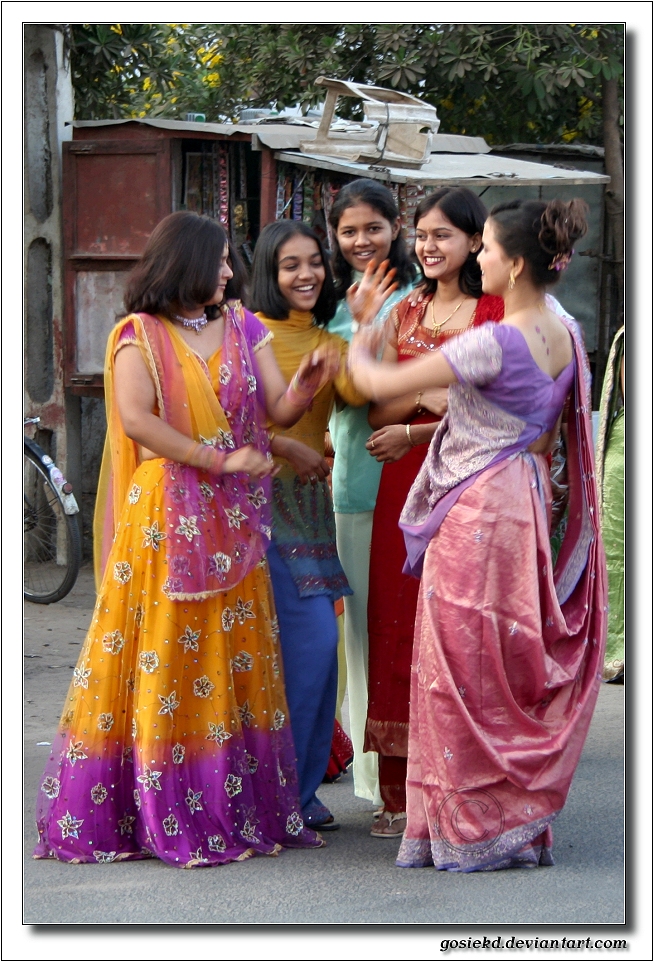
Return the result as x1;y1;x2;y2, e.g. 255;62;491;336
249;220;369;830
34;212;339;867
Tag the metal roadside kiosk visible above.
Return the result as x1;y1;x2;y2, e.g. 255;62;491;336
63;88;609;400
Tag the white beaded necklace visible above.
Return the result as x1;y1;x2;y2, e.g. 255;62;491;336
171;311;209;334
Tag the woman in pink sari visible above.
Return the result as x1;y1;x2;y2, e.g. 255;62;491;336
348;198;607;871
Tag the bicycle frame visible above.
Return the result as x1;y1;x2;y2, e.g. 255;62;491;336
24;435;80;517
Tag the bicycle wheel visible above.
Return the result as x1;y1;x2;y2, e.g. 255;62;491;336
24;448;82;604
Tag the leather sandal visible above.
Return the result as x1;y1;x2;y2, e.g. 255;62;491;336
370;811;407;838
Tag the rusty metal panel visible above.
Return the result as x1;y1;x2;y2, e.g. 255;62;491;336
66;141;169;257
63;139;171;391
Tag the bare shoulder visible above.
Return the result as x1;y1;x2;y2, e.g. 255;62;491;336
545;307;574;357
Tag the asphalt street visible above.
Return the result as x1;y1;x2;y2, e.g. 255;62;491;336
23;567;624;925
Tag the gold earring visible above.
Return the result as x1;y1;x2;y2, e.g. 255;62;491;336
508;269;516;291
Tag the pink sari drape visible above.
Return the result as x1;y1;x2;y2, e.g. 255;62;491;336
397;318;607;871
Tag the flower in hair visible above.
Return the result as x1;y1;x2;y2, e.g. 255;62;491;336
548;250;574;272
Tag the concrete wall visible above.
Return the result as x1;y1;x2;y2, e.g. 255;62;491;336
24;27;84;548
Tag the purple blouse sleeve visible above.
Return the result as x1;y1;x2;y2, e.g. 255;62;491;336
242;307;273;353
441;322;503;387
113;319;137;356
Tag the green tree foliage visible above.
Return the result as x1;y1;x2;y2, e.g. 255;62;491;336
216;24;623;143
69;23;224;120
70;23;622;149
68;22;623;329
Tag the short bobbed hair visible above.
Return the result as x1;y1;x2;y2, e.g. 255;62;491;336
329;178;415;298
414;187;488;298
248;220;337;325
124;211;227;316
488;198;588;288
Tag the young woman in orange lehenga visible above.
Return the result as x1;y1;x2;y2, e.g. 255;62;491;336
34;212;339;867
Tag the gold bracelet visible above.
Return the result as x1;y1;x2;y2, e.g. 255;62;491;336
416;391;423;408
406;423;416;447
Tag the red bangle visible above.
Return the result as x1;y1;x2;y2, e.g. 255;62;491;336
186;441;225;475
285;372;314;408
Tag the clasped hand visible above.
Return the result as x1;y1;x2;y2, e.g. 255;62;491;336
223;446;279;478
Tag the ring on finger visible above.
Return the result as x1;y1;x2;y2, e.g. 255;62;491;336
370;439;375;450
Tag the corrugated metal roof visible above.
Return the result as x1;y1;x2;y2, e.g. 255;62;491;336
68;119;490;154
68;118;608;185
274;149;609;186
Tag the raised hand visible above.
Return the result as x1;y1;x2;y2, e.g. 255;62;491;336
346;259;398;329
294;343;341;396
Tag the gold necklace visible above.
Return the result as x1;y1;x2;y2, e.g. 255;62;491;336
430;297;469;337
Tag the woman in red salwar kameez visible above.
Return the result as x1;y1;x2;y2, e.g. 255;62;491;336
364;188;503;836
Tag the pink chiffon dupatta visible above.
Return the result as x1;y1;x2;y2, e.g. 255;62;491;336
94;304;272;598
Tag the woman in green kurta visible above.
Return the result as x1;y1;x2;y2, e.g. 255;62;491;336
595;326;624;681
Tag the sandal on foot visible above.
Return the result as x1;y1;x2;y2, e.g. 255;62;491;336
370;811;407;838
315;815;340;831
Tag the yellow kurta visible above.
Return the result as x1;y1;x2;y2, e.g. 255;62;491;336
255;309;364;479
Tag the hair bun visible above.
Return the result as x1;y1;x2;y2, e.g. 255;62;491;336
538;199;589;255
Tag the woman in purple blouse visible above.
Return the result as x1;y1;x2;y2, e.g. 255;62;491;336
347;199;607;872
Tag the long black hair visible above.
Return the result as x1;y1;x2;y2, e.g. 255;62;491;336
248;220;337;325
124;211;227;315
329;178;415;299
414;187;488;298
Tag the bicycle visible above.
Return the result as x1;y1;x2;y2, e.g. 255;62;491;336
24;417;82;603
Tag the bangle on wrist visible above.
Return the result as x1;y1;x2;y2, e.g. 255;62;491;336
415;391;423;408
406;423;416;447
184;440;201;464
285;372;314;408
202;447;226;474
186;441;225;475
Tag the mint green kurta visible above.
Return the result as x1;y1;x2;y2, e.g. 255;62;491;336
327;274;416;804
328;276;416;513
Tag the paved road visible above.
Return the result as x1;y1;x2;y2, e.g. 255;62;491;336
23;567;624;925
